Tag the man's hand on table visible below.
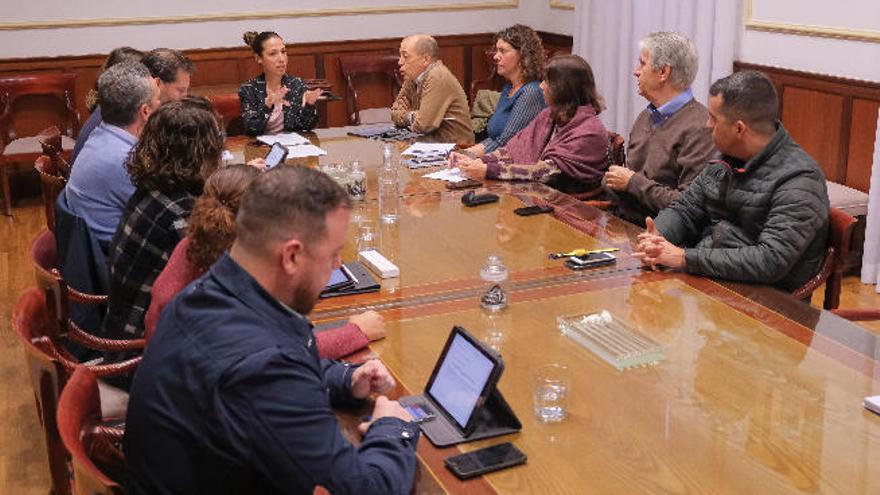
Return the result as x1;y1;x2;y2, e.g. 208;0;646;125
633;217;686;270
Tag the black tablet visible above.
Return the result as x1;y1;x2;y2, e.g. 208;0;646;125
322;265;356;293
424;326;504;436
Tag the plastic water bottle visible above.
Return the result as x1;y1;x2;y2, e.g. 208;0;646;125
479;255;509;311
378;144;400;223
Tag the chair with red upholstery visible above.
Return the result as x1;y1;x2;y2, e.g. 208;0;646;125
13;289;135;495
57;366;125;495
338;54;402;125
792;207;857;309
30;228;145;361
35;154;66;233
208;93;244;136
0;73;79;216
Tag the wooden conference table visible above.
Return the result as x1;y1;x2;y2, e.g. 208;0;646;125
226;129;880;494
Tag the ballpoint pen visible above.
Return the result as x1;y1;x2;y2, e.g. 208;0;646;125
548;247;619;259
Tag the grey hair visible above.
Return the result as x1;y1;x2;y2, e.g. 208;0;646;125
97;61;154;127
639;31;699;90
408;34;440;60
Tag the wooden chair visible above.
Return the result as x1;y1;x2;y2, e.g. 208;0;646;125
57;366;125;495
12;289;133;495
469;48;505;104
338;54;402;125
577;131;626;205
34;153;67;234
208;93;244;136
792;207;857;309
0;73;79;216
30;228;145;360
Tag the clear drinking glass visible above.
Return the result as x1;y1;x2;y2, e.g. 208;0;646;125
533;364;571;423
356;223;376;253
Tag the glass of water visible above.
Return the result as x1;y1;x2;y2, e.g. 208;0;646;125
533;364;570;423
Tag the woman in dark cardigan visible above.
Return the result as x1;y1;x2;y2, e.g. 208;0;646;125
238;31;324;135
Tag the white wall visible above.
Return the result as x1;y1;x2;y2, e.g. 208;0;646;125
737;0;880;82
0;0;573;60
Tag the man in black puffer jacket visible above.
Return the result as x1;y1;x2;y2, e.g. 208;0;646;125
635;70;829;291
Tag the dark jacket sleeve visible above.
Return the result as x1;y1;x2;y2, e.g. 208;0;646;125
223;348;419;495
239;82;270;136
681;171;829;285
653;165;714;246
626;124;715;213
281;77;319;132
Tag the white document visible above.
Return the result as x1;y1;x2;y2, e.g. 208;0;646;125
401;142;456;156
285;144;327;158
257;132;311;146
423;167;468;183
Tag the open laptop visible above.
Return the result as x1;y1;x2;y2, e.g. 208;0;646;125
399;326;521;447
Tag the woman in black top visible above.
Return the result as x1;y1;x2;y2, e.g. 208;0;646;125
238;31;324;135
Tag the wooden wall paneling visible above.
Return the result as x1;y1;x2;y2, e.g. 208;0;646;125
781;86;844;181
846;98;880;192
0;32;574;133
734;61;880;190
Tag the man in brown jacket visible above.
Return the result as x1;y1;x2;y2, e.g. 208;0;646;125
605;31;716;227
391;34;474;144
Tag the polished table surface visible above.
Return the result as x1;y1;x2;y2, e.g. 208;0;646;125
227;129;880;494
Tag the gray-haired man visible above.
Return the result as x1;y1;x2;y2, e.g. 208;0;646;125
65;61;161;244
605;31;716;227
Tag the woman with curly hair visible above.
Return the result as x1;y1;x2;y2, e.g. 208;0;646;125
451;55;609;195
103;96;223;341
466;24;547;156
144;165;385;358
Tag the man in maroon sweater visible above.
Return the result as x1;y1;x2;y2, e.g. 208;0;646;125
605;31;716;227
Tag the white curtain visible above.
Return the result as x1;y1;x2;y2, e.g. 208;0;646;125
860;109;880;293
573;0;739;135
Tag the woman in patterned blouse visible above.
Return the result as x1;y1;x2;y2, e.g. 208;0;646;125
238;31;324;135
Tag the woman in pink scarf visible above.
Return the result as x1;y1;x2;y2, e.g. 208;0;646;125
451;54;610;194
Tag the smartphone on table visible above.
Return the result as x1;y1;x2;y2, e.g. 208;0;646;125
564;251;616;270
444;442;527;480
264;142;289;169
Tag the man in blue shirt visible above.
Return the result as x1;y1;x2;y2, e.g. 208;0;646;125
65;61;160;245
125;166;419;495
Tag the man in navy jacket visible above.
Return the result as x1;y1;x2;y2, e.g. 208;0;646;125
124;166;418;494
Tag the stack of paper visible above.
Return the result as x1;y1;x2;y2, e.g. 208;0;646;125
257;132;311;146
257;132;326;158
423;167;468;183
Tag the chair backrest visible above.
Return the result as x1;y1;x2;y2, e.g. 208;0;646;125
469;48;506;104
35;155;66;232
12;287;72;495
791;207;856;309
0;72;80;146
57;366;123;495
37;125;71;178
30;228;145;362
208;93;244;136
338;54;402;125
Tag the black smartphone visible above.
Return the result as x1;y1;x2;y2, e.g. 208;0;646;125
402;403;435;424
264;142;288;169
444;442;527;480
514;204;554;216
461;190;499;207
564;251;616;270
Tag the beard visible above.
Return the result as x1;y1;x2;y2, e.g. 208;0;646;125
290;275;321;315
